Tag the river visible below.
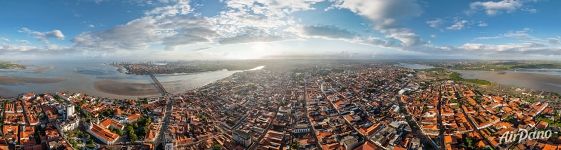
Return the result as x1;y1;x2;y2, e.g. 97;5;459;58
0;60;262;98
398;63;561;94
456;70;561;94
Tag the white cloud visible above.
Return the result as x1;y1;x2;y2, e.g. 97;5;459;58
296;25;357;39
460;29;561;56
548;37;560;45
332;0;421;21
522;8;537;13
145;0;191;18
7;0;556;59
0;36;71;55
478;21;488;27
218;31;284;44
446;20;468;30
474;28;534;41
426;18;443;28
469;0;537;15
73;17;163;50
19;27;65;42
332;0;423;47
459;42;559;54
71;0;330;52
0;37;9;42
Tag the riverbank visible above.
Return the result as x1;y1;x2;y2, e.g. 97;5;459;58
456;70;561;94
94;80;161;96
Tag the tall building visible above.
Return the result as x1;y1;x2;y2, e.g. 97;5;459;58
66;105;74;120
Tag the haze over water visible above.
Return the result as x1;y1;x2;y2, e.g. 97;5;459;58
0;60;249;98
399;63;561;94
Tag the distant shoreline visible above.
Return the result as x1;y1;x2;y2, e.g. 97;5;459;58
0;62;26;70
456;70;561;94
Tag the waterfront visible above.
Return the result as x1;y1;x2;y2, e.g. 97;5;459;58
457;70;561;94
0;60;260;98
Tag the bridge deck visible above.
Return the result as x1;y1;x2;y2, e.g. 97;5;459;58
149;74;167;96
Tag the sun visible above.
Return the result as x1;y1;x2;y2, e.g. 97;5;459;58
228;42;274;59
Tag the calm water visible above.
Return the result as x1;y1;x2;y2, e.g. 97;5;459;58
0;60;259;98
399;63;434;70
457;69;561;94
156;65;264;93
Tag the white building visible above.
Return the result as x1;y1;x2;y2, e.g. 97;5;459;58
66;105;75;120
58;117;80;132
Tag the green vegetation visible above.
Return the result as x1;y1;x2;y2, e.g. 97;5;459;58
66;129;90;149
446;61;561;71
109;127;124;136
289;142;301;150
462;137;475;149
100;109;116;118
422;67;446;72
0;62;25;69
86;138;96;149
119;60;262;75
126;125;138;142
536;115;561;127
503;115;517;124
449;72;492;85
212;143;222;150
514;63;561;69
125;116;152;142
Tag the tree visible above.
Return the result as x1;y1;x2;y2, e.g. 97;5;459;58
126;125;138;142
212;143;221;150
464;137;475;149
290;142;301;150
69;139;78;148
130;134;138;142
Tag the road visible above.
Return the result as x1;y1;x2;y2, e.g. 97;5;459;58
320;81;386;149
456;86;495;149
436;88;445;150
248;105;280;150
398;95;441;150
154;95;173;149
152;74;173;149
302;77;324;149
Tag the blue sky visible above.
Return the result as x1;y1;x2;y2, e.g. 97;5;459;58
1;0;560;60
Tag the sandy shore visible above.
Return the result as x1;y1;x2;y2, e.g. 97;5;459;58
457;70;561;94
94;80;161;96
0;76;64;85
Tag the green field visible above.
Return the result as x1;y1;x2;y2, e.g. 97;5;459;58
447;62;561;71
449;72;492;85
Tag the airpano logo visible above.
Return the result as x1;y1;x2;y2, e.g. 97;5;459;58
499;129;552;144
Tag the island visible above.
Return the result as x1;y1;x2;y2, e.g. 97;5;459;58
113;60;262;75
0;62;25;69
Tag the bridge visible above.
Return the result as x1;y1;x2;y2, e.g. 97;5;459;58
149;73;167;96
148;73;175;149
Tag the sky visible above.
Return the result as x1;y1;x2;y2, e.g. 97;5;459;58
1;0;561;60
